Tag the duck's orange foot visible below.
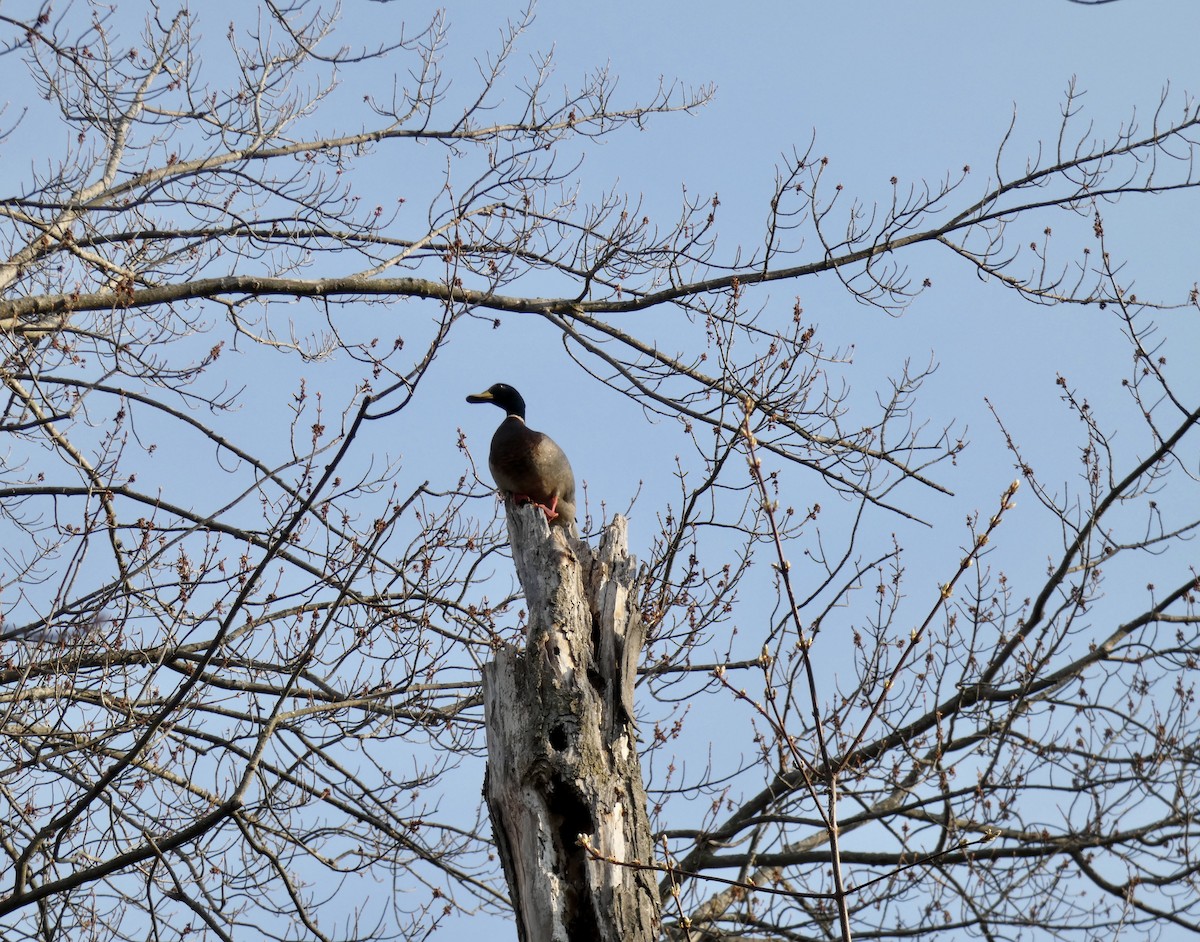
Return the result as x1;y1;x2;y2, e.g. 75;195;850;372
511;493;558;521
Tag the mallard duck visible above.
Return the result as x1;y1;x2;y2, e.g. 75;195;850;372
466;383;576;528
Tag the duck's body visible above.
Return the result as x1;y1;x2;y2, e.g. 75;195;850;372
467;384;576;528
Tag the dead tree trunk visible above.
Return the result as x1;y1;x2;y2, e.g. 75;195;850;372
482;503;660;942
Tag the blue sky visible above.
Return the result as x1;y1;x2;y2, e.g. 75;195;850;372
427;0;1200;569
421;3;1200;936
4;0;1200;938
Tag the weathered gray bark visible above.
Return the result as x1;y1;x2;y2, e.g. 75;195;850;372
483;502;659;942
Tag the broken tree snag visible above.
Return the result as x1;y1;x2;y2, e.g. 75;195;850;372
483;502;659;942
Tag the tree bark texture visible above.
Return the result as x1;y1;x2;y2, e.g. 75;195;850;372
483;503;659;942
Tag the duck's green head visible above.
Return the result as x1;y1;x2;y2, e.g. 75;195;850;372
466;383;526;419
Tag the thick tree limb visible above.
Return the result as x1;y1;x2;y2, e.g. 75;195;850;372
483;504;658;942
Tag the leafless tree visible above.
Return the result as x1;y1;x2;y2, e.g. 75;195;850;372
1;3;1197;941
